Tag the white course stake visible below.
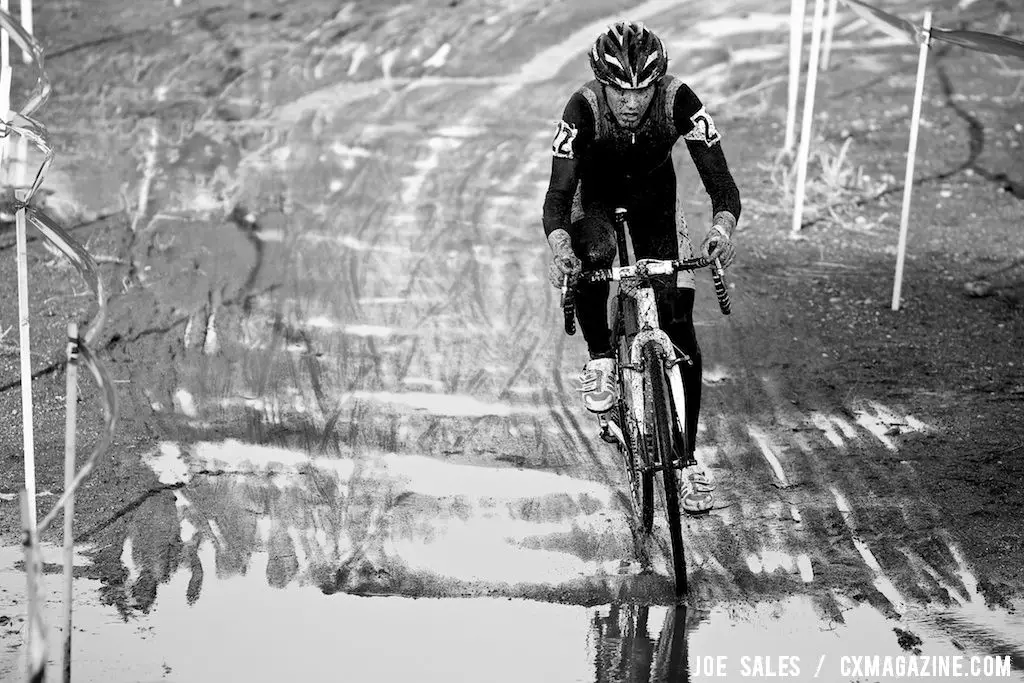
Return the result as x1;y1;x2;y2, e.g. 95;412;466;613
785;0;808;153
62;323;79;683
0;0;8;68
821;0;839;71
20;0;31;63
1;64;37;531
0;62;8;167
790;0;827;237
15;0;31;177
16;190;36;528
891;12;933;311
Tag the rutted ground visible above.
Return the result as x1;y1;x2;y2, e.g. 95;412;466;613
1;0;1023;680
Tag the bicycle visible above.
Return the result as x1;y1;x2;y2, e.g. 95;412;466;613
560;207;731;597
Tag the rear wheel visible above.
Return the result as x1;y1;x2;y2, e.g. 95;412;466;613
642;342;687;597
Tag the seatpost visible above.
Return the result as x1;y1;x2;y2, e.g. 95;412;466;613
613;207;631;268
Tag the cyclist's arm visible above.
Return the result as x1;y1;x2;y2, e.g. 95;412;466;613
542;92;595;240
673;84;742;235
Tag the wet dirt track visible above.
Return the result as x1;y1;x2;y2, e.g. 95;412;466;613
2;0;1023;681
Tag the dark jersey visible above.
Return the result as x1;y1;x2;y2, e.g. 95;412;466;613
541;75;741;237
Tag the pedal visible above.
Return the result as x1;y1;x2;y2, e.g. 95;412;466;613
598;415;627;447
670;454;698;470
598;415;617;444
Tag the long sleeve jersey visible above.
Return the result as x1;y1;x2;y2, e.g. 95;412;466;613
541;75;741;237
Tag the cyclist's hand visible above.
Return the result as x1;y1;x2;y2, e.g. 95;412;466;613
548;254;582;288
546;228;582;288
702;226;736;268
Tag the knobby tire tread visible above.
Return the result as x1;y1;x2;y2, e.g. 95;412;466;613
613;293;654;533
642;342;687;598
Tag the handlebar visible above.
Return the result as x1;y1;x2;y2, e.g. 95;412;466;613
561;256;731;336
577;256;713;283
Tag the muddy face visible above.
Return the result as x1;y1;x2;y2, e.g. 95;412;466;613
604;84;655;129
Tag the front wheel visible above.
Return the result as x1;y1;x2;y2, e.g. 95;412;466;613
613;293;653;534
618;387;654;534
642;342;687;598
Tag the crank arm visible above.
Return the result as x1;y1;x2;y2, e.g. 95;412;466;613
598;414;627;448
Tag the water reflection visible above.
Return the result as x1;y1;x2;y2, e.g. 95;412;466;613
592;604;689;683
50;438;1020;683
4;538;1023;682
589;599;1024;683
90;439;641;618
87;438;1022;624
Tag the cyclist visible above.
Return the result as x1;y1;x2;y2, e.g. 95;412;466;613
542;20;741;515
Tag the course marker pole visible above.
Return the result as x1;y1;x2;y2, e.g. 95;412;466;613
891;11;933;311
22;490;45;683
791;0;827;236
0;0;8;68
822;0;839;70
15;0;31;180
16;187;37;528
785;0;808;152
62;323;80;683
20;0;31;64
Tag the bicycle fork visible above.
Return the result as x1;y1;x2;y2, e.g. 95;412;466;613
599;287;693;470
625;329;690;467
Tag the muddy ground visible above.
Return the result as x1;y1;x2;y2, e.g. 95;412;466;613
0;0;1022;677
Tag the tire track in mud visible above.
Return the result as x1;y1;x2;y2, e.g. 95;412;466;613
188;0;715;458
689;281;1013;628
107;1;1024;628
295;0;896;596
209;1;703;581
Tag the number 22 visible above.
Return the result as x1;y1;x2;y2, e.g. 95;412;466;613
551;120;577;159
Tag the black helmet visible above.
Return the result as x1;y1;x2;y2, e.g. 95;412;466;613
589;21;668;89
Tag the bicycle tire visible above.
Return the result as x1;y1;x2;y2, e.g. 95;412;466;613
642;342;687;597
617;389;654;533
612;293;654;533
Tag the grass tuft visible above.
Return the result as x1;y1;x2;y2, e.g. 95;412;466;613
754;134;887;231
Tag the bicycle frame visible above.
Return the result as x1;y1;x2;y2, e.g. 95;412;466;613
559;207;729;463
610;211;690;465
622;283;689;461
559;207;731;595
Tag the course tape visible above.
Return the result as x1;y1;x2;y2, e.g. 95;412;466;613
842;0;1024;60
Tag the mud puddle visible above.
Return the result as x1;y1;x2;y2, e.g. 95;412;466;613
1;437;1022;682
1;542;1021;682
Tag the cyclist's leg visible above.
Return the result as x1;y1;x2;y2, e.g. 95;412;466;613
570;212;619;412
569;213;616;359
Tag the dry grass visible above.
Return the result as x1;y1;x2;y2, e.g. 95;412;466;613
753;133;887;231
